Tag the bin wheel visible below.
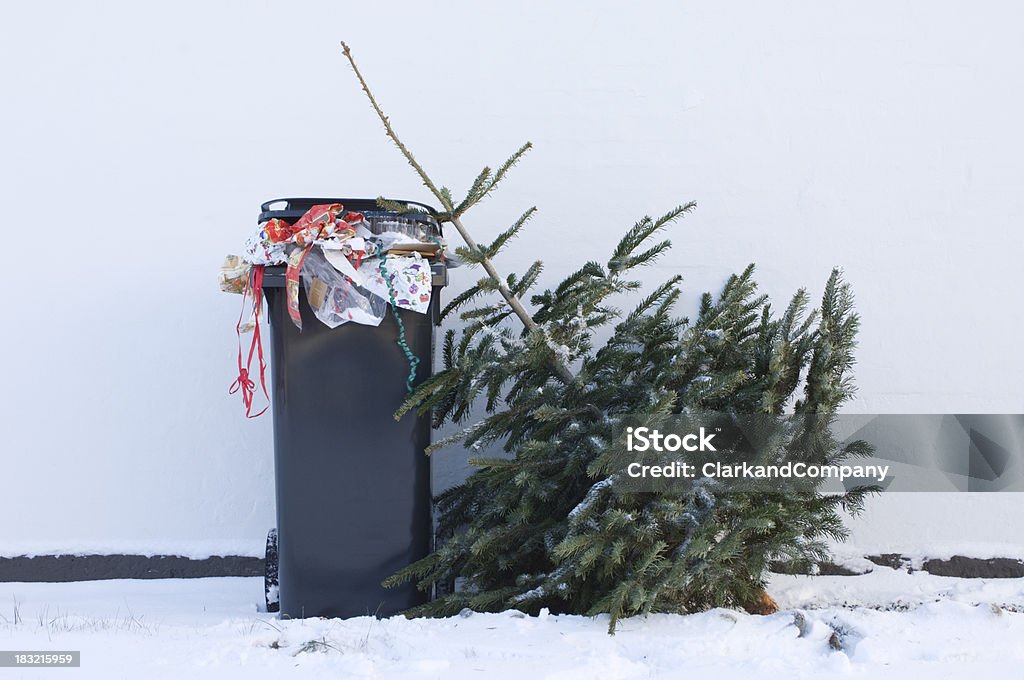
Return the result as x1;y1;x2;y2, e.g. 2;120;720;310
265;528;280;613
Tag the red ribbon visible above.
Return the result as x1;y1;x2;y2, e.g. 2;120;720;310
229;265;269;418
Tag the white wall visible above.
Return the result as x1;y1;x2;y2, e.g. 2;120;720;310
1;0;1022;558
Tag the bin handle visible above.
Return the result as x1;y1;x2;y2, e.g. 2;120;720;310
260;199;290;212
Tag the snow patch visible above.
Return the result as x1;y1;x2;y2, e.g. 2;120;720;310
1;575;1023;678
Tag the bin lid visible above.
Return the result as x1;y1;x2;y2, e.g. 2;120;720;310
259;197;440;232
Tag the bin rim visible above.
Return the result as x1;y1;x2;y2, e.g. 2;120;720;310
259;197;440;224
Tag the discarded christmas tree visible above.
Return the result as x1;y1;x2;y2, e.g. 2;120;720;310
341;43;872;632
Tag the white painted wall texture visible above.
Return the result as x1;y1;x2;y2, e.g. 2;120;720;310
1;1;1022;557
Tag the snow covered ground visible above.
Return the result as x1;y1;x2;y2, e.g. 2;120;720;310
0;569;1022;679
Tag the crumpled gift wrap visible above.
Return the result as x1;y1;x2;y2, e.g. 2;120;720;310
244;222;288;265
290;204;344;247
263;217;295;244
219;255;251;295
254;206;366;251
374;254;432;314
285;245;312;330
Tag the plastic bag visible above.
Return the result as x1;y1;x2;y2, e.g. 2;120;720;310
300;247;387;328
323;250;433;314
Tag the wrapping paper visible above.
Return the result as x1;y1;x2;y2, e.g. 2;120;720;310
255;206;367;251
324;250;433;314
218;255;251;295
376;255;432;314
342;251;430;313
291;204;344;247
244;222;289;265
264;218;295;244
285;246;313;330
233;207;433;331
241;207;374;267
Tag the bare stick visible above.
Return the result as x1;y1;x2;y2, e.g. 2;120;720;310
340;41;449;210
340;41;574;384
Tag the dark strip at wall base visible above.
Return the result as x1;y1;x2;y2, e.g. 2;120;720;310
921;556;1024;579
1;553;1022;582
773;554;1024;579
769;560;865;576
0;554;263;582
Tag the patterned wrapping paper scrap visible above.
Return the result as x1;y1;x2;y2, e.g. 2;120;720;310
367;253;433;314
218;255;251;295
244;223;289;265
285;245;314;330
291;204;345;247
312;210;365;249
261;204;344;247
263;218;295;244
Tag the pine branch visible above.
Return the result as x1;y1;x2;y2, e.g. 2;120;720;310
340;41;574;384
456;167;493;215
487;207;537;257
340;42;449;209
454;143;533;215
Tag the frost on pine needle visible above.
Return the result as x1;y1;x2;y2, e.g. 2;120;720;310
568;479;613;521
